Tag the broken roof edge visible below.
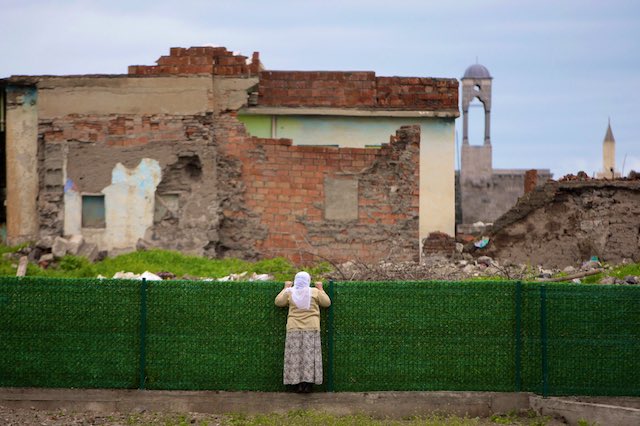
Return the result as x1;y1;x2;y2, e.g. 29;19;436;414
240;106;460;118
260;70;458;82
1;73;215;82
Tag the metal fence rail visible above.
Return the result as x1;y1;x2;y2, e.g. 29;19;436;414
1;277;638;395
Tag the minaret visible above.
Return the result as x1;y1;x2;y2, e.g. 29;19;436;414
460;63;493;183
596;119;620;179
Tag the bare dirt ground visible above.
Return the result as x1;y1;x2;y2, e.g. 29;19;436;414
0;405;569;426
0;406;225;426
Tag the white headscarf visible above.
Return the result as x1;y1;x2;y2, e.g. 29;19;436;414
289;271;311;310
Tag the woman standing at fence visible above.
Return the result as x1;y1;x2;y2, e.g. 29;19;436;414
275;271;331;393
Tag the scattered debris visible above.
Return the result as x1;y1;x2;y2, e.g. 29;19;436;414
558;170;591;182
474;236;490;249
216;272;272;281
536;268;604;283
16;256;28;277
106;270;273;282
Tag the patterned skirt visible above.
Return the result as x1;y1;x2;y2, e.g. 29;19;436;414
283;330;323;385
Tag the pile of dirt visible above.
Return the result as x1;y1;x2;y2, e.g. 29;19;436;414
326;255;638;284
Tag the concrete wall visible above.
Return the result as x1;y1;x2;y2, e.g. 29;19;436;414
37;76;213;118
420;120;456;238
212;77;258;114
5;85;39;244
460;170;552;225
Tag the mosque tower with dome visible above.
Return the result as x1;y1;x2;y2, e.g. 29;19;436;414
457;62;552;229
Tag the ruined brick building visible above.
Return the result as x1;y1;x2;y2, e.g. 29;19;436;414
0;46;459;264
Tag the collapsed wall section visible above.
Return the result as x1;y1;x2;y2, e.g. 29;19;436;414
38;112;219;254
215;113;420;263
482;180;640;267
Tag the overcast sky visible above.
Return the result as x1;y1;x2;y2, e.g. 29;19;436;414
2;0;639;178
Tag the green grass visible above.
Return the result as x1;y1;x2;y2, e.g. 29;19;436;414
0;245;332;282
222;410;554;426
581;262;640;284
53;410;557;426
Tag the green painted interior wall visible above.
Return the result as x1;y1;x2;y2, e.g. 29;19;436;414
239;114;451;148
237;115;271;138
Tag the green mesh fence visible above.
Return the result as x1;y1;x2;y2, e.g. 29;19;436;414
0;277;638;395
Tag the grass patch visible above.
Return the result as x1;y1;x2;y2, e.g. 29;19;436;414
0;245;332;282
581;262;640;284
224;410;484;426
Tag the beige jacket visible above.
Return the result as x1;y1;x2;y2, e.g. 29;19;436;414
275;287;331;331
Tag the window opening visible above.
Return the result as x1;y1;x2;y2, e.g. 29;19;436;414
82;195;106;228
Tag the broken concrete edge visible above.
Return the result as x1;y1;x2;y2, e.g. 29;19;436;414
531;395;640;426
0;388;531;418
2;388;639;424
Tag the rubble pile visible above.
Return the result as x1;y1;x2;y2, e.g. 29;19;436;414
558;170;592;182
327;255;638;285
12;235;106;269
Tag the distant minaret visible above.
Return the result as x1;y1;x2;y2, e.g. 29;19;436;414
596;119;620;179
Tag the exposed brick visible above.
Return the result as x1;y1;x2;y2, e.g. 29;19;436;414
128;46;260;76
257;71;458;110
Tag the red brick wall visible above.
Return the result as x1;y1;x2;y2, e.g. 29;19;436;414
258;71;376;108
128;47;261;76
40;114;208;147
376;77;458;110
258;71;458;111
215;113;420;264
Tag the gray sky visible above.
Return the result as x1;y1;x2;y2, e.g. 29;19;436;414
2;0;639;178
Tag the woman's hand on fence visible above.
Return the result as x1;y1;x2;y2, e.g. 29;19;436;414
284;281;293;288
315;281;324;291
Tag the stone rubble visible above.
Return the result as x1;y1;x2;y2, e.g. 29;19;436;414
5;241;638;285
326;254;639;285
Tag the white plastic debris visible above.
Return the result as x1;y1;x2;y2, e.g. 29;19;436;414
251;273;271;281
111;271;162;281
216;271;273;282
113;271;140;279
140;271;163;281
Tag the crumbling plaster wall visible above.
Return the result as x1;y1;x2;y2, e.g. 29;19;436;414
36;75;226;254
5;86;39;245
482;180;640;268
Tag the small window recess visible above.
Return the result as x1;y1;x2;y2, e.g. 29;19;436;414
81;194;106;228
154;192;180;223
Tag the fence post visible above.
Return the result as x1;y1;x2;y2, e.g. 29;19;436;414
327;279;335;392
540;284;548;397
514;280;522;392
139;277;148;390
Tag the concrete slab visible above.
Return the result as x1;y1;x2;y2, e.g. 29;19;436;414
0;388;529;418
531;395;640;426
2;388;638;424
